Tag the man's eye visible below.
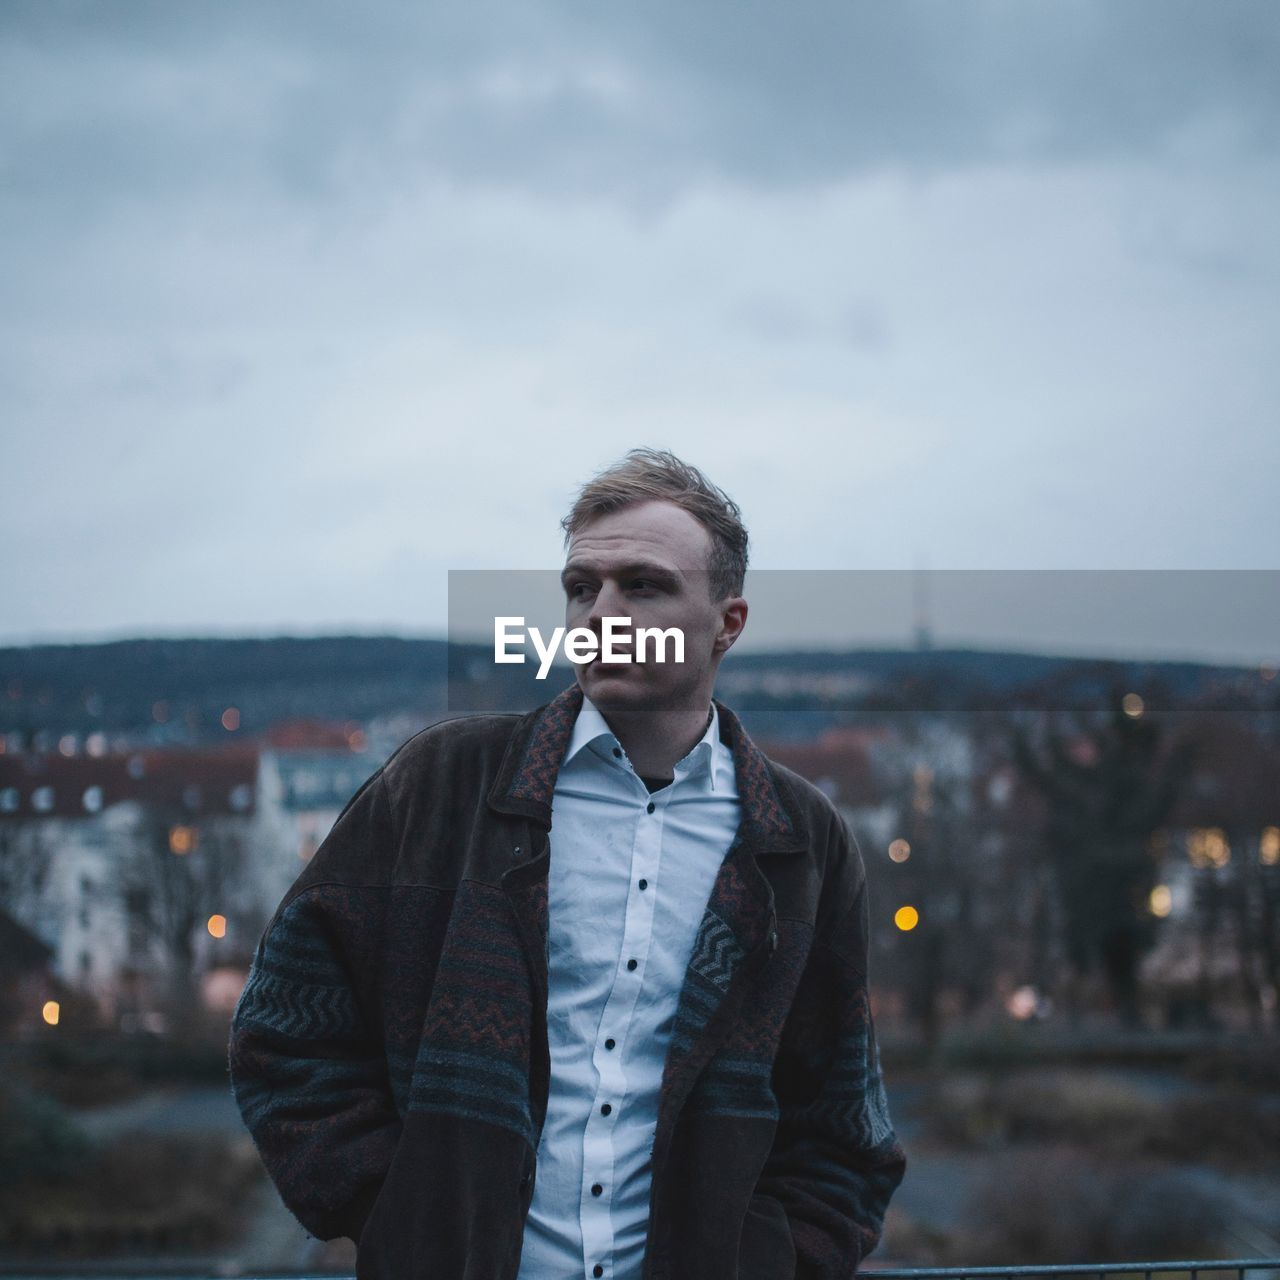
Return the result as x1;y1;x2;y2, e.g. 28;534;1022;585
568;583;594;599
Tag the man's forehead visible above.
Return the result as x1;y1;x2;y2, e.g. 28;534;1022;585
561;541;709;580
563;501;712;566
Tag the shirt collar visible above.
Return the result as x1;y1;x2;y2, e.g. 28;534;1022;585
563;693;732;793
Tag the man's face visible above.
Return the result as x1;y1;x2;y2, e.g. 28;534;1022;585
561;499;746;715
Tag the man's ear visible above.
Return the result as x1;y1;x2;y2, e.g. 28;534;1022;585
714;597;748;654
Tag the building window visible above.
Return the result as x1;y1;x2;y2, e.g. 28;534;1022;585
125;888;151;960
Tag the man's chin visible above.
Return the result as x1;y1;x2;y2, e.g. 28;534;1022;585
577;666;654;707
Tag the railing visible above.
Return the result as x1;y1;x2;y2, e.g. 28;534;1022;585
869;1261;1280;1280
1;1265;1277;1279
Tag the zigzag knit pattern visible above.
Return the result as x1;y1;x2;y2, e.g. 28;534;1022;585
234;966;363;1043
508;683;581;805
228;886;403;1239
233;893;371;1044
411;879;540;1142
689;917;813;1119
818;985;897;1150
715;700;795;841
685;911;743;995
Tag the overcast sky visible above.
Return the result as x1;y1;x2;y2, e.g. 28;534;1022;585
3;1;1277;663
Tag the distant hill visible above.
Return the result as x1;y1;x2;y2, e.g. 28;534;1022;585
0;635;1268;745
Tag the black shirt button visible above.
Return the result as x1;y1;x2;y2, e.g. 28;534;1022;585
601;1103;612;1115
646;801;655;814
604;1037;615;1050
626;958;638;971
638;878;648;890
591;1182;603;1196
594;1267;604;1278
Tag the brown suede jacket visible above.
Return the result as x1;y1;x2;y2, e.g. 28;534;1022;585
228;682;906;1280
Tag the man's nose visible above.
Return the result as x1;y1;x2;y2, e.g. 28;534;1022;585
587;582;626;631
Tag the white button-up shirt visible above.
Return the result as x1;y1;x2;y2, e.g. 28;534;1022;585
517;693;741;1280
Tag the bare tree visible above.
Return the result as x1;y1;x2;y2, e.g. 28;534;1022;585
876;718;1004;1047
1013;689;1194;1025
1174;712;1280;1029
118;804;241;1032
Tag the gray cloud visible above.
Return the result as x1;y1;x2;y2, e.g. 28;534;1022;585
4;0;1279;233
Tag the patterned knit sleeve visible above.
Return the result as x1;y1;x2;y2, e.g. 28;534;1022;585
227;769;403;1244
746;819;907;1279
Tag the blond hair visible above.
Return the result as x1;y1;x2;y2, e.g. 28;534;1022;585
561;447;749;600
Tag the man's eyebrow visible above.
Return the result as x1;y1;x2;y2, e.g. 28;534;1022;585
560;561;683;588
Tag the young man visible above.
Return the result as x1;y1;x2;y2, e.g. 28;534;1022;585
228;448;906;1280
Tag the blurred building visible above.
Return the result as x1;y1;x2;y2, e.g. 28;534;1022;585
0;728;382;1031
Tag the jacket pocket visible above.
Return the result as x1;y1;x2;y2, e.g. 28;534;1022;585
352;1169;392;1270
736;1193;796;1280
353;1135;409;1279
354;1111;532;1280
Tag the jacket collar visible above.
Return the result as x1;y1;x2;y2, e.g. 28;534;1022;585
488;681;809;855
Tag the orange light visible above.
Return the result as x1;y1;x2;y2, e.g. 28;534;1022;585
1188;827;1230;869
1122;692;1145;718
42;1000;60;1026
207;914;227;939
1149;885;1172;917
169;825;198;855
1261;827;1280;866
894;905;919;932
221;707;240;732
1006;986;1038;1020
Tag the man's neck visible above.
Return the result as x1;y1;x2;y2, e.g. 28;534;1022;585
598;699;714;780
